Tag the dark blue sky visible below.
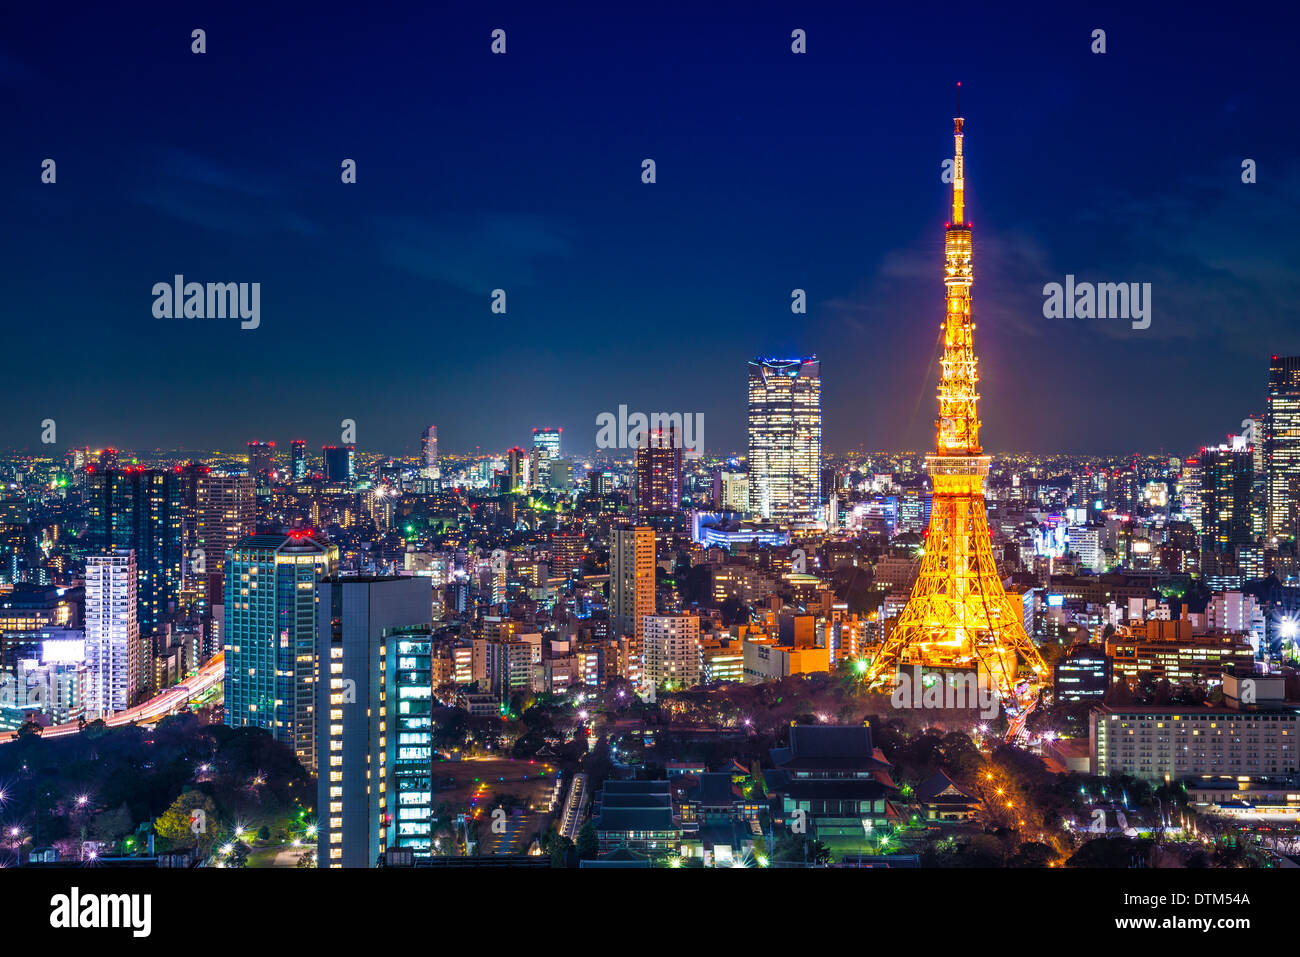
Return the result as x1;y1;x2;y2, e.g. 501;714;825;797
3;1;1295;457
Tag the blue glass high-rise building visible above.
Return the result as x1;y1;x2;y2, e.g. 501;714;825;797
223;531;337;772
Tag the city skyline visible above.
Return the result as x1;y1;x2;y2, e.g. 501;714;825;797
2;4;1294;455
4;1;1300;903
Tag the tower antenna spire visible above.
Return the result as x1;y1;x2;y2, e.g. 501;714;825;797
951;82;965;224
863;99;1050;741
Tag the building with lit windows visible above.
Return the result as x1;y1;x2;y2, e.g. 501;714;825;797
85;467;187;635
530;427;561;489
194;470;256;612
642;614;701;694
742;638;829;683
290;439;308;480
223;532;337;773
610;525;655;655
1200;443;1254;553
505;447;527;493
634;429;683;516
1054;642;1110;703
1267;355;1300;542
764;725;897;847
701;637;744;684
421;425;439;477
591;779;682;856
318;574;432;868
718;471;749;513
1092;673;1300;782
387;628;435;858
747;357;821;519
1104;618;1254;687
247;440;276;481
85;550;140;716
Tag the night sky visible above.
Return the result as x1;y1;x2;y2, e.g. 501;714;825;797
2;1;1295;457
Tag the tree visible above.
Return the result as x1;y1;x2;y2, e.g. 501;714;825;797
549;835;576;868
1066;837;1151;868
575;822;599;860
1007;841;1055;868
91;803;134;844
154;791;217;851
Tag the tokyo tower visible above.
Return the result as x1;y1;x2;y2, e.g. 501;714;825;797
865;91;1049;725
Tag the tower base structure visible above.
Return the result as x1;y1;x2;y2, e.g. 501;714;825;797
864;455;1048;736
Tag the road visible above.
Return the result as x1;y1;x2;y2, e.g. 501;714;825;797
558;772;589;839
5;652;225;742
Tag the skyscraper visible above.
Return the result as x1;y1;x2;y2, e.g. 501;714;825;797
323;445;355;484
385;628;435;858
1201;443;1254;553
505;447;527;493
609;525;655;687
195;470;256;612
224;531;337;772
247;441;276;482
290;439;308;481
85;467;187;635
747;357;822;519
421;425;439;476
85;550;140;716
1266;355;1300;542
864;102;1047;737
316;575;432;868
530;427;561;490
634;427;683;515
532;426;561;459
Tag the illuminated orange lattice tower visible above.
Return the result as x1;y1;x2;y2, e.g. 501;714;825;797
865;94;1048;719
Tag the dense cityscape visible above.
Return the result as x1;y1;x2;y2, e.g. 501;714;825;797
3;2;1291;942
5;325;1300;874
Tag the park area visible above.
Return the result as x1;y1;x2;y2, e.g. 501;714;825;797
435;755;561;855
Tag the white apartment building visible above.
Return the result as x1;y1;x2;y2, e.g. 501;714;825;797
85;550;140;717
642;614;701;695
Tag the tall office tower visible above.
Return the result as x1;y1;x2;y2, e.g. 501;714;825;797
421;425;439;476
317;575;432;868
642;613;702;694
290;439;308;481
530;427;561;490
1201;443;1255;553
505;447;527;493
323;445;355;484
224;532;337;772
0;502;28;585
1238;414;1268;538
85;550;140;716
1180;455;1203;533
634;427;683;515
532;426;561;460
747;357;822;519
247;441;277;482
194;470;256;612
864;102;1048;738
85;467;187;635
609;525;655;686
385;629;434;858
97;448;120;470
1266;355;1300;542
